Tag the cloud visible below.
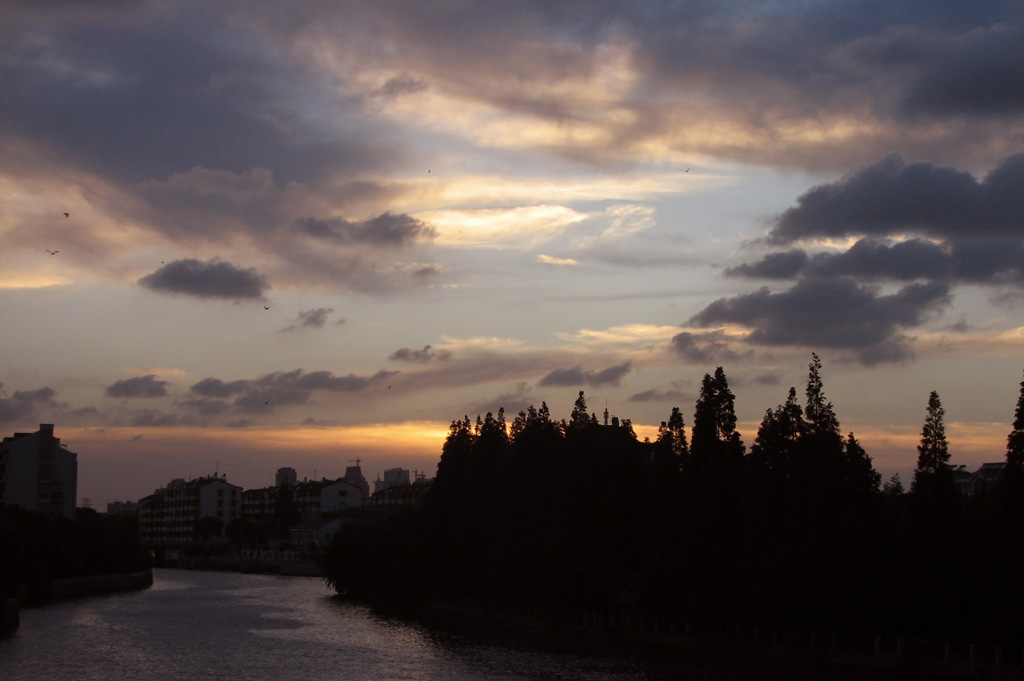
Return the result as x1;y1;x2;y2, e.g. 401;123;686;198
389;345;452;363
689;277;952;364
0;386;59;423
374;74;429;99
282;308;334;331
293;212;436;247
177;397;230;415
190;368;398;414
670;331;746;364
190;378;252;398
768;154;1024;244
139;258;269;299
899;24;1024;119
732;238;1023;288
627;389;691;404
725;250;809;280
105;375;169;398
539;361;633;387
536;254;579;266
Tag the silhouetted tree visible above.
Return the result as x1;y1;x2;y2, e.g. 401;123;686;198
843;431;881;495
568;390;591;432
690;367;745;466
912;391;951;493
881;473;904;495
748;386;804;481
657;406;689;465
1005;370;1024;475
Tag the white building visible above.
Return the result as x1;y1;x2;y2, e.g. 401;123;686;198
320;478;363;513
139;475;242;546
0;424;78;518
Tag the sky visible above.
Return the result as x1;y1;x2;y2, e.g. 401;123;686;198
2;0;1022;508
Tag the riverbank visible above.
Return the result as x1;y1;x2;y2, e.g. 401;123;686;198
154;554;323;577
368;596;1024;681
1;569;153;639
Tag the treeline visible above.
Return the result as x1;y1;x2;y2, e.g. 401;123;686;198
0;505;151;602
324;358;1024;648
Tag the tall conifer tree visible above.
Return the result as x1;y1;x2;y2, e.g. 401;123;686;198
912;391;951;493
1006;371;1024;472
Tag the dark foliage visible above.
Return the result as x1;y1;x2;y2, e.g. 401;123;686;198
0;505;151;601
323;359;1024;649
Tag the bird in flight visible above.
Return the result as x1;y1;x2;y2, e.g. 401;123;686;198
264;305;270;310
46;249;59;255
63;212;69;218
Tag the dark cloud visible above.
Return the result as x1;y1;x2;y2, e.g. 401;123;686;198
769;154;1024;244
282;308;334;331
539;361;632;387
726;250;809;280
375;74;429;99
900;23;1024;119
389;345;452;363
670;331;746;364
177;397;230;415
105;375;169;398
732;237;1024;286
139;258;269;299
293;213;436;248
627;388;691;404
191;368;398;414
190;377;252;398
0;386;59;423
689;277;951;364
0;12;400;187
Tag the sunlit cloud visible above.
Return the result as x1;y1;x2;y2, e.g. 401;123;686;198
438;336;524;351
422;171;726;209
536;254;579;266
422;205;586;248
0;272;74;289
556;324;680;347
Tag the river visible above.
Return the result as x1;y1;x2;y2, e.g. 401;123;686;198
0;568;895;680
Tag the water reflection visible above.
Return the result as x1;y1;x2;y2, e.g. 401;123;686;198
1;569;890;681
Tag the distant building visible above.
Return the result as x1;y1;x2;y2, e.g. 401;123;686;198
242;473;363;527
0;424;78;518
374;467;411;493
368;476;433;512
139;475;241;547
275;467;297;487
343;460;369;498
953;462;1006;497
106;500;139;517
293;477;363;516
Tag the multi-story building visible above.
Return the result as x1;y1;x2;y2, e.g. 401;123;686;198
139;475;241;547
368;476;433;512
0;424;78;518
293;477;363;516
374;467;411;493
242;473;363;526
344;460;369;498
